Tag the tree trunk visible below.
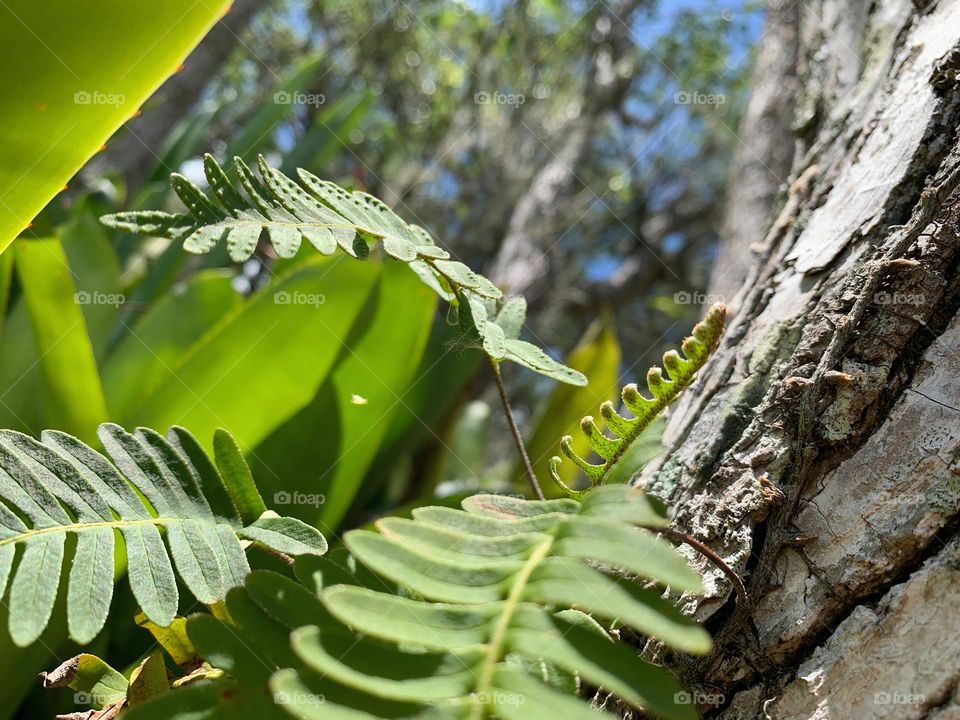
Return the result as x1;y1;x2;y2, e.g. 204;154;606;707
638;2;960;718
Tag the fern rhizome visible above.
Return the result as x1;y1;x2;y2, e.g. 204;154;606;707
16;155;732;719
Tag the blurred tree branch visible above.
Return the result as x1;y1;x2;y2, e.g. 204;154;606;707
485;0;645;302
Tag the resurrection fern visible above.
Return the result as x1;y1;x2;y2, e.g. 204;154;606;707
550;303;727;495
101;485;710;720
101;154;586;386
0;423;326;647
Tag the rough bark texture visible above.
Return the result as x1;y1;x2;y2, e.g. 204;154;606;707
636;1;960;718
708;0;800;301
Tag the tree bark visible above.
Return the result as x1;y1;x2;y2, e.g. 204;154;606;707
637;2;960;718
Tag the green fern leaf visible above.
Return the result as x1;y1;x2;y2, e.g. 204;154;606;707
0;423;326;647
119;485;708;720
292;484;706;720
459;295;588;386
102;154;495;295
100;155;587;386
549;303;727;494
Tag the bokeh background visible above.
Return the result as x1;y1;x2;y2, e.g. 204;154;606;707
1;2;766;713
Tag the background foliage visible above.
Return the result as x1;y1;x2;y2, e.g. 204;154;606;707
0;1;759;716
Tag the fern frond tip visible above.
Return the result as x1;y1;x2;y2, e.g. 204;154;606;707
548;456;586;499
551;303;727;487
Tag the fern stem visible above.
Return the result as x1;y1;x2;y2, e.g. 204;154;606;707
658;526;747;606
472;537;554;718
0;516;173;547
489;359;544;500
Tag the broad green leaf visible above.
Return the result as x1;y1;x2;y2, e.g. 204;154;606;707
0;0;233;253
60;211;122;361
282;90;372;173
436;400;492;489
0;298;44;434
358;321;483;510
229;53;325;161
14;238;107;442
127;255;379;451
102;269;241;420
250;258;436;528
0;250;11;343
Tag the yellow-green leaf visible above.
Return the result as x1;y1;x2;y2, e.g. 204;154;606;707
0;0;232;253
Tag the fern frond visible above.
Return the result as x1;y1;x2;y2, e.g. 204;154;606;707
0;423;326;647
118;485;709;720
101;155;587;386
459;293;588;386
306;487;709;720
549;303;727;495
